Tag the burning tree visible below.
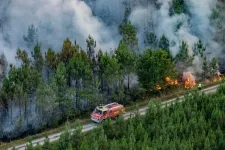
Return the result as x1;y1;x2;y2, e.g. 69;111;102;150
155;77;178;91
137;49;178;92
213;71;223;82
165;77;178;86
183;72;196;89
218;72;222;80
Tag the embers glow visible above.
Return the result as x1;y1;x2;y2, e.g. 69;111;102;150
183;72;196;89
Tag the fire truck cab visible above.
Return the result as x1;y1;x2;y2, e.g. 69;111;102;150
91;102;125;123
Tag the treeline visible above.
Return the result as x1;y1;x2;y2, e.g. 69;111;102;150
24;84;225;150
0;34;176;130
0;21;220;139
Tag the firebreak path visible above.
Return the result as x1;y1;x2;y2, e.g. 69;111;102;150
8;84;219;150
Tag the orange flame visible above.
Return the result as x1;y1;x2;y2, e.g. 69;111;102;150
166;77;178;85
156;85;161;90
217;72;222;81
175;80;178;85
183;72;196;89
214;72;222;82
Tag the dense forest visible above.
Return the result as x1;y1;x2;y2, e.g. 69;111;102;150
23;84;225;150
0;26;220;140
0;0;225;140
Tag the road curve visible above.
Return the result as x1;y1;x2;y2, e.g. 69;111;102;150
8;84;220;150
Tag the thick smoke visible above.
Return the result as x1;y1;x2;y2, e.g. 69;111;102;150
0;0;121;65
0;0;220;64
129;0;220;72
89;0;125;25
188;0;220;57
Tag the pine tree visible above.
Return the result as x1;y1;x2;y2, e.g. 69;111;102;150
193;40;206;58
23;24;38;48
172;0;185;14
32;44;43;71
71;119;83;149
119;21;138;52
202;56;209;79
141;132;149;150
66;143;73;150
175;41;194;72
115;40;137;90
25;141;34;150
135;122;145;141
128;132;136;150
42;137;51;150
138;49;177;91
204;137;211;150
98;127;108;150
110;138;119;150
158;34;170;50
144;32;158;49
79;139;89;150
120;136;128;150
91;138;99;150
57;126;71;150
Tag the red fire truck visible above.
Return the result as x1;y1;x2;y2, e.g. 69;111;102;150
91;102;125;123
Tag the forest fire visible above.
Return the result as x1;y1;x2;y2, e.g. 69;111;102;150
217;72;222;81
155;77;177;91
183;72;196;89
166;77;178;85
156;85;161;90
213;72;223;82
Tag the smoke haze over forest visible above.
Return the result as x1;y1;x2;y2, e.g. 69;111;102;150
0;0;223;65
0;0;225;140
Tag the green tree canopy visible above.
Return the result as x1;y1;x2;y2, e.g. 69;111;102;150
32;44;43;71
172;0;185;14
100;53;121;86
175;41;194;72
119;22;138;52
137;49;177;91
158;34;170;50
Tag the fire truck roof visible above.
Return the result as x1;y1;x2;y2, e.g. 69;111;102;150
96;106;108;111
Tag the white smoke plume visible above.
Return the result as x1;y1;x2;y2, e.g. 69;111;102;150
129;0;220;72
0;0;121;65
130;0;219;53
0;0;220;65
90;0;125;25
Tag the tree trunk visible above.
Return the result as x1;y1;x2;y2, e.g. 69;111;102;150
11;99;13;123
223;30;225;42
75;79;79;109
30;98;32;118
19;98;21;117
24;101;26;118
41;107;43;124
100;76;104;92
24;101;28;126
47;68;50;83
128;74;130;90
0;112;3;134
68;71;71;87
107;85;110;101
